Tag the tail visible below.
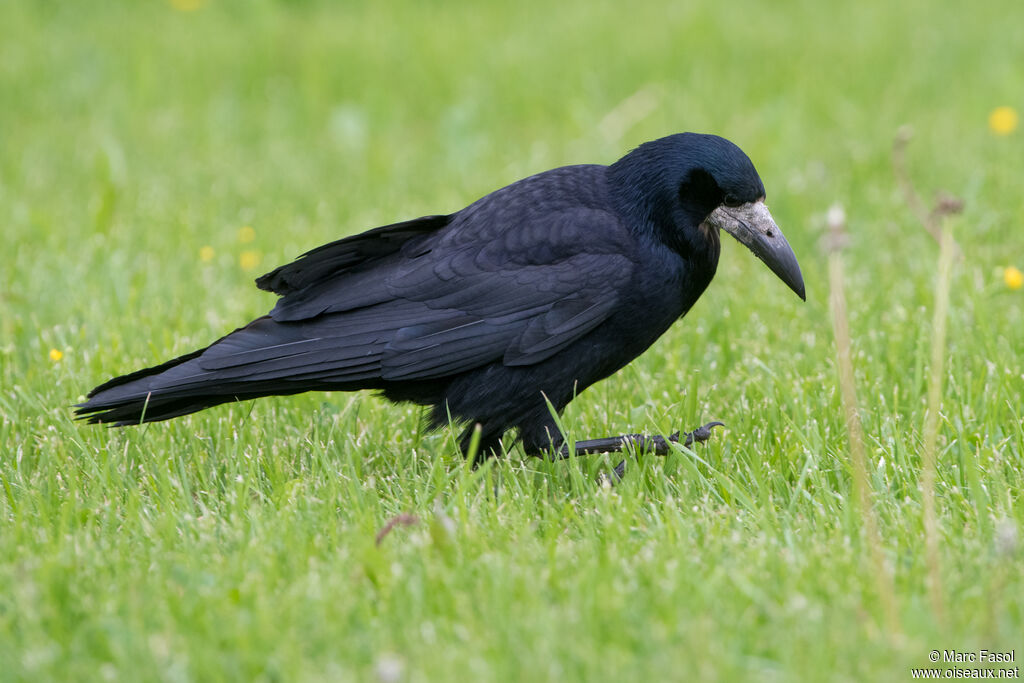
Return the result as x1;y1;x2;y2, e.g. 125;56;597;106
75;316;365;425
76;346;219;425
78;214;462;426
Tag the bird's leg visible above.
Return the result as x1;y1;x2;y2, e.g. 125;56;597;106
553;421;724;460
535;421;724;482
520;420;724;483
458;422;506;465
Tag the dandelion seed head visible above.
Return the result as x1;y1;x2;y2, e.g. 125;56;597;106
995;519;1019;556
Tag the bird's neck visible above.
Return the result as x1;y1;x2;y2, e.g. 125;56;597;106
605;158;720;264
606;153;675;230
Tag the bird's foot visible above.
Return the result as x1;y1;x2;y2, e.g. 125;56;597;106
528;422;724;483
584;421;724;483
559;420;724;460
678;420;726;447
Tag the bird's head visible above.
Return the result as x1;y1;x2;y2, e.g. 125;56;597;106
609;132;805;301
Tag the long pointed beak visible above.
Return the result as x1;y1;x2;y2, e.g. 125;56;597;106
707;201;806;301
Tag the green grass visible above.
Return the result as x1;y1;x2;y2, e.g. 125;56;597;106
2;0;1023;680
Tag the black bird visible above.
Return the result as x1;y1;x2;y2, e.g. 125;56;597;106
77;133;805;461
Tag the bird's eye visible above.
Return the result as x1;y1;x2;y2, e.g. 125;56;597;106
723;194;741;207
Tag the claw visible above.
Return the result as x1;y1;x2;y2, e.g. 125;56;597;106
682;420;725;446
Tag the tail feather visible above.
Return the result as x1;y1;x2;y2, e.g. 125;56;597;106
74;316;390;425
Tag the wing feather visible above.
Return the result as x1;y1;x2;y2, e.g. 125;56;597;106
244;171;637;383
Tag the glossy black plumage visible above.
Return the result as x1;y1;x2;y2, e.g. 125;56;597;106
77;133;803;458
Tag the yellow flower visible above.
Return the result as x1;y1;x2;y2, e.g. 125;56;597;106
238;226;256;244
199;245;215;262
169;0;204;11
239;250;261;271
49;348;64;362
989;106;1019;135
1004;266;1023;290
